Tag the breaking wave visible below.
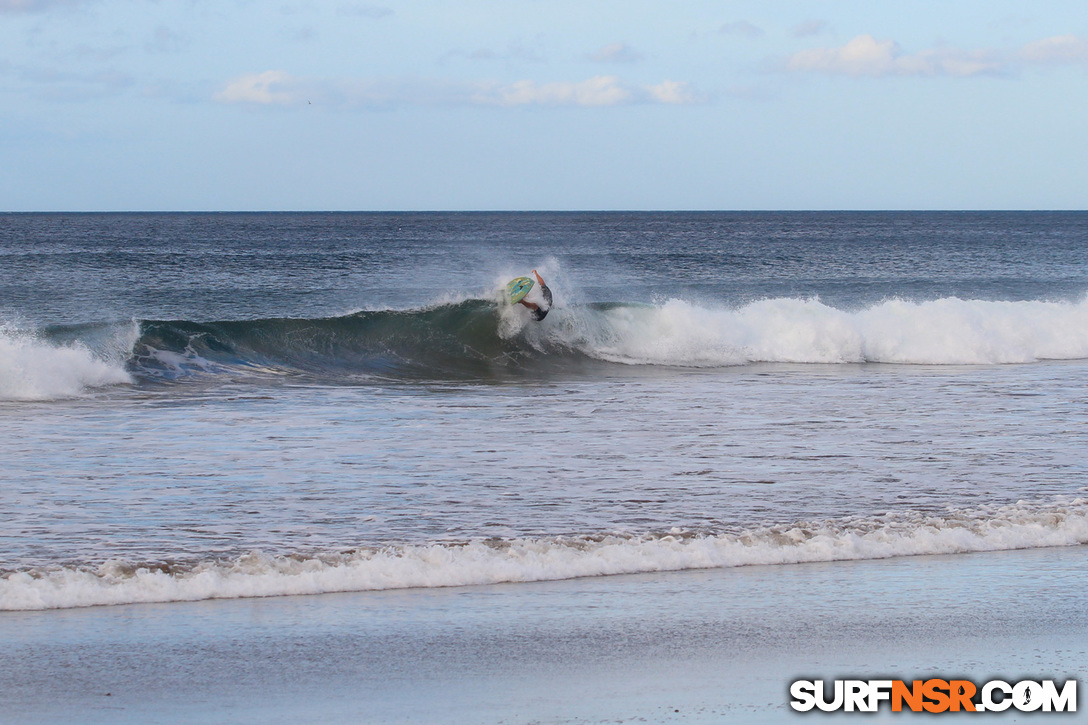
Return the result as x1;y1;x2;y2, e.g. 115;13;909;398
0;324;133;401
3;499;1086;610
117;295;1088;377
6;294;1088;397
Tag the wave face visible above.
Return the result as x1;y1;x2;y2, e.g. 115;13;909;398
3;499;1085;610
8;294;1088;398
129;301;514;381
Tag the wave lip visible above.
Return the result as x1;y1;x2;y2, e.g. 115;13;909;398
0;325;133;401
4;499;1086;611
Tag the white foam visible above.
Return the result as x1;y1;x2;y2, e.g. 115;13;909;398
549;296;1088;366
0;325;133;401
4;499;1086;611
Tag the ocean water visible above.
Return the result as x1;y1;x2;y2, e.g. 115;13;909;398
2;211;1088;611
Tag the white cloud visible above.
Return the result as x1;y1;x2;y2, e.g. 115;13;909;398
476;76;633;107
0;0;86;11
784;33;1088;79
213;72;700;109
586;42;644;64
213;71;301;105
784;35;1002;77
1020;34;1088;64
474;76;700;107
644;80;698;105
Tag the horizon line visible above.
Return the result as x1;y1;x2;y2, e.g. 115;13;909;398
3;209;1085;214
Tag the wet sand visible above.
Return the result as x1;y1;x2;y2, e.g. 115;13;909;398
2;546;1086;724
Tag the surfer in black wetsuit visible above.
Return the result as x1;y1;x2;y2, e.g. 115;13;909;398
518;269;552;321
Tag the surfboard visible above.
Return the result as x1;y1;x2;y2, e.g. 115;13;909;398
506;276;534;304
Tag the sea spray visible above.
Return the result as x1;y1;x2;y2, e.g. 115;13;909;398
0;324;133;401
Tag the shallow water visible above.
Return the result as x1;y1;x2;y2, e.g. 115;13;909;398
3;547;1085;723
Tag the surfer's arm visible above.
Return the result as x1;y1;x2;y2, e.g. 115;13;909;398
532;269;545;286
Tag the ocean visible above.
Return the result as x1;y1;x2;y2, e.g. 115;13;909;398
1;212;1087;722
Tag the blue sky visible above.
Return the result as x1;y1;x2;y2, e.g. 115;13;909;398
1;0;1086;210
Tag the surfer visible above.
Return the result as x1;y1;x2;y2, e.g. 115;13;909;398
518;269;552;321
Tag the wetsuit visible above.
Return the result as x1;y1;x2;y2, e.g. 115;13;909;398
530;282;552;321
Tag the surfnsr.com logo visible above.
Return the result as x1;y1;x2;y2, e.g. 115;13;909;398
789;679;1077;713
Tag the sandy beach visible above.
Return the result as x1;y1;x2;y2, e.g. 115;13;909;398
3;545;1084;724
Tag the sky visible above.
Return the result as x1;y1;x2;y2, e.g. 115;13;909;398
1;0;1087;211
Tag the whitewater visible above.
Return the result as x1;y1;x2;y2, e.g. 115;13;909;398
5;500;1087;611
2;211;1087;611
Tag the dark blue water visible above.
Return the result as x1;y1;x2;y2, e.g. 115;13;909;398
4;212;1086;326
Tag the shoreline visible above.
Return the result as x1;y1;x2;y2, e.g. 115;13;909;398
2;545;1086;724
